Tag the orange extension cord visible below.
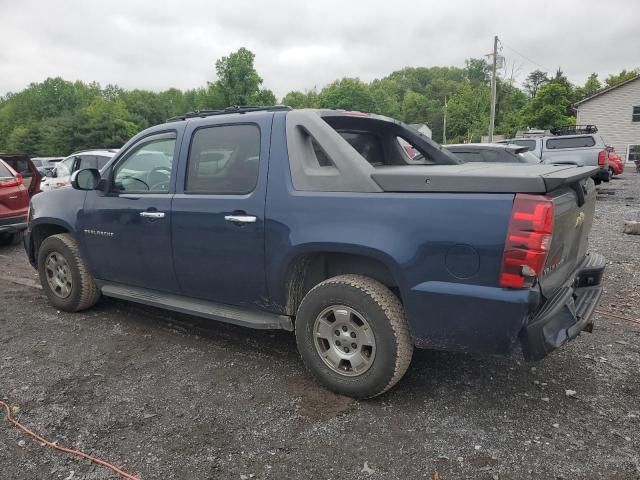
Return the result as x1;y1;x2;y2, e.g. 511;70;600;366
0;400;140;480
596;309;640;326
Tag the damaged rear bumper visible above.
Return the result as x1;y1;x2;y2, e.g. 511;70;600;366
521;253;605;360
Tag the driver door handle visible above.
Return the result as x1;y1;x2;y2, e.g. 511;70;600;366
140;211;166;219
224;215;257;223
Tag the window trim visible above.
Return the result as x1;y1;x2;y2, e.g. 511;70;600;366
111;131;177;195
632;106;640;123
628;144;640;163
184;122;261;196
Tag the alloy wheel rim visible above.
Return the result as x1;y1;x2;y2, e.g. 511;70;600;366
313;305;376;377
44;252;73;299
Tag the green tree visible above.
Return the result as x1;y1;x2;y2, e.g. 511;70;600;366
446;83;490;143
464;58;490;85
75;97;138;149
213;47;266;106
318;78;376;112
523;70;549;97
281;90;320;109
7;125;42;154
576;73;602;99
604;68;639;87
523;83;574;129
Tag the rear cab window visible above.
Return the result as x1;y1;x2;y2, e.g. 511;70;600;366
319;114;458;167
546;136;596;149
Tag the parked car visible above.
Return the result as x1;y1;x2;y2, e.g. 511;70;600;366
0;153;42;197
606;147;624;176
41;149;117;192
31;157;64;175
0;158;29;245
25;107;605;398
445;143;541;164
499;125;610;184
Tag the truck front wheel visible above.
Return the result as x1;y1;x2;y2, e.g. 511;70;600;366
295;274;413;398
37;233;101;312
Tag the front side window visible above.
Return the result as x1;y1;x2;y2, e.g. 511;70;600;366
186;124;260;194
633;106;640;122
114;134;176;193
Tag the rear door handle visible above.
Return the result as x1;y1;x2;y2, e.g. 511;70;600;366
224;215;257;223
140;211;165;219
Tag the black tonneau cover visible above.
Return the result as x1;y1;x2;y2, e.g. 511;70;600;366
370;164;598;194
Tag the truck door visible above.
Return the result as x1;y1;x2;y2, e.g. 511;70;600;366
170;116;271;307
81;131;180;293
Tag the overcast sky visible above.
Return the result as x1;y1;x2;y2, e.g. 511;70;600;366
1;0;638;99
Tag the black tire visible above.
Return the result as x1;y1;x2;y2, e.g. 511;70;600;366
37;233;100;312
295;274;413;399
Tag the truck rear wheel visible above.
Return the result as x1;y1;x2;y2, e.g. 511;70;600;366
37;233;101;312
295;274;413;398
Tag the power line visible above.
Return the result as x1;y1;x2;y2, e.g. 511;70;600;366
500;40;553;73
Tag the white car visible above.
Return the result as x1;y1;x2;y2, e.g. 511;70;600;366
41;149;117;192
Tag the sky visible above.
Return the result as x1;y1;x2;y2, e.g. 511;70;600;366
1;0;638;99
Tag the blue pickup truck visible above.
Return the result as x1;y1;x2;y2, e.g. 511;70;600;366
24;106;605;398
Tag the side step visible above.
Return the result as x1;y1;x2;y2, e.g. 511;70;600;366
98;282;293;331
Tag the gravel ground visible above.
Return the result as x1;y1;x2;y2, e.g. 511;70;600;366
1;173;639;480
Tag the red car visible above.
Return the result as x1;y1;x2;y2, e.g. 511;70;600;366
0;158;29;246
608;150;624;176
0;153;42;197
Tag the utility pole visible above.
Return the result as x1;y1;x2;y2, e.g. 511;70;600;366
488;35;498;142
442;96;447;144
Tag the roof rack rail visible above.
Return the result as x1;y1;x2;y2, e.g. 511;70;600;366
167;105;292;122
550;124;598;136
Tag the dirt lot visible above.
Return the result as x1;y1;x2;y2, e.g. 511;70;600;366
1;174;639;480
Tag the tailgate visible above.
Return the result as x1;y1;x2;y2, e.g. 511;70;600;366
538;177;596;296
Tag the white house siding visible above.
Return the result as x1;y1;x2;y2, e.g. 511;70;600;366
576;78;640;162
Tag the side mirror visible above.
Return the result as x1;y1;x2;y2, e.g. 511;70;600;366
71;168;101;190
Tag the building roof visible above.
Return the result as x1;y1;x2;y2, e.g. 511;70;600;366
574;74;640;106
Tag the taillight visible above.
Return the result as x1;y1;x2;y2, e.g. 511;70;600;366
0;173;22;188
499;194;554;288
597;150;608;166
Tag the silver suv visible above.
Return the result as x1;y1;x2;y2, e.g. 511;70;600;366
500;125;610;184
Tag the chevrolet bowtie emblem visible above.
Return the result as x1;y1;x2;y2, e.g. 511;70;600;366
575;212;585;228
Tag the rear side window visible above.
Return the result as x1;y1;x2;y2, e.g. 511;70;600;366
546;136;596;149
0;161;14;178
186;124;260;194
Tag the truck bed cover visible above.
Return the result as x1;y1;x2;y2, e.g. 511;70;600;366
370;163;598;194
